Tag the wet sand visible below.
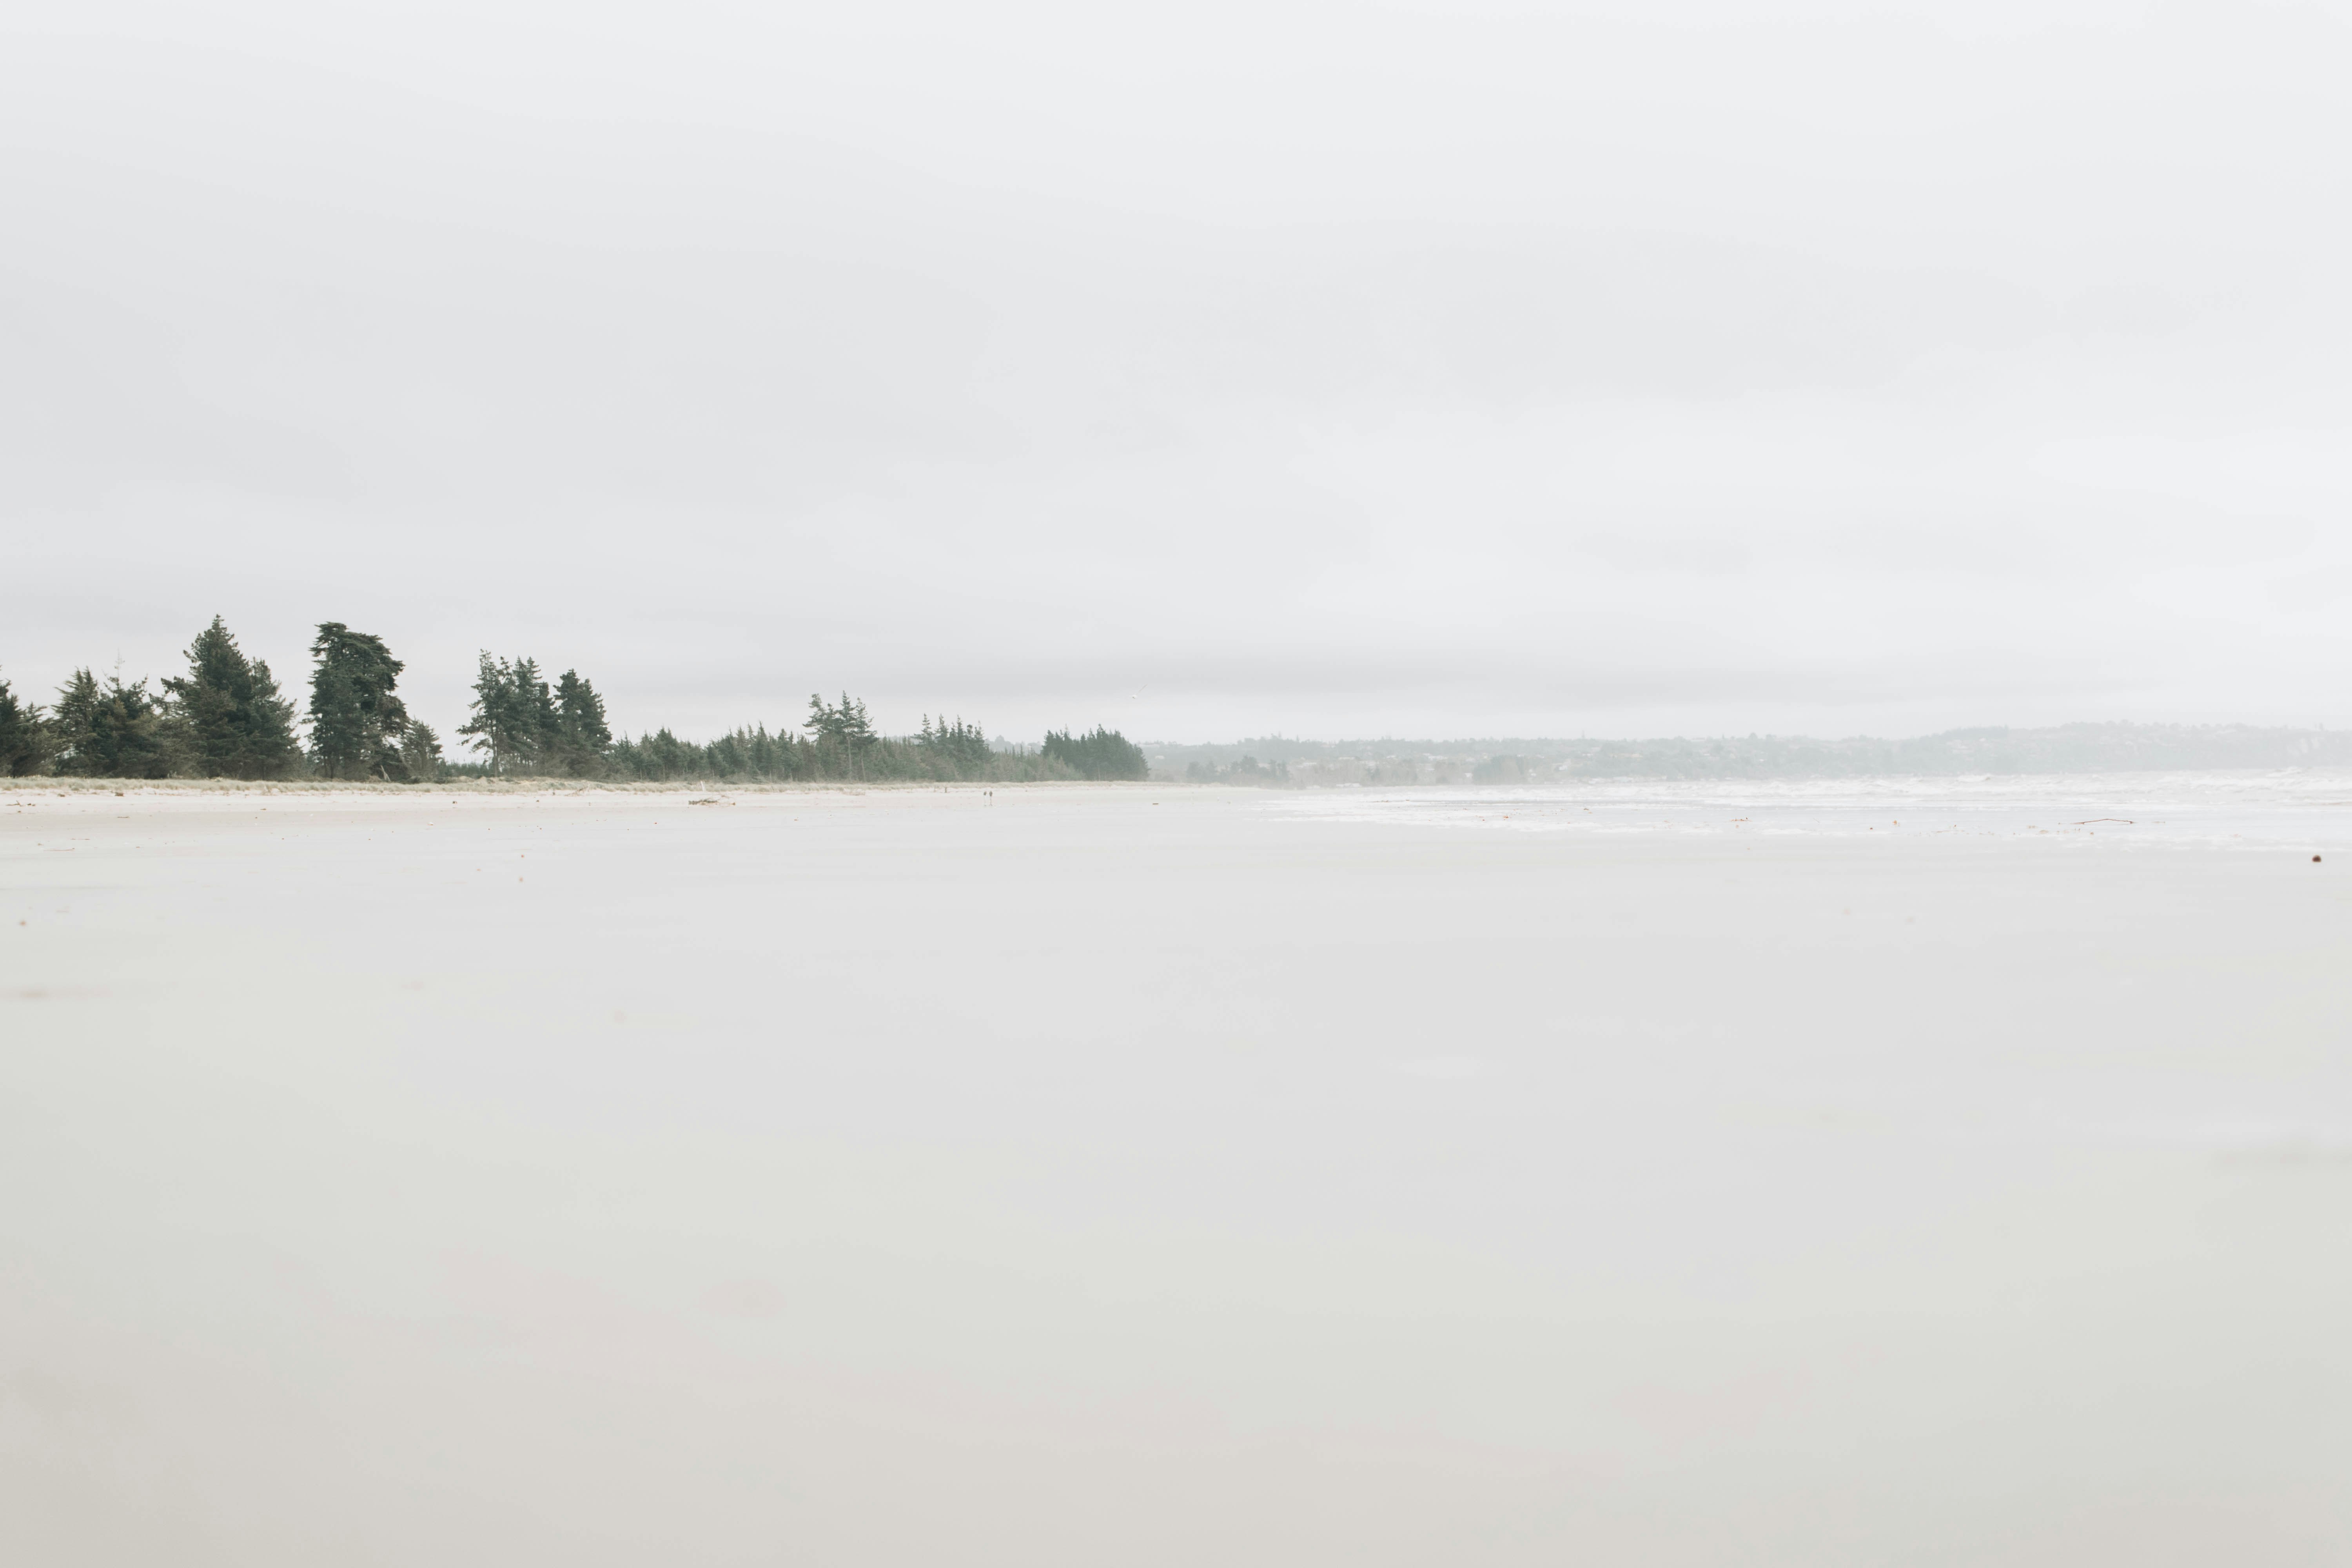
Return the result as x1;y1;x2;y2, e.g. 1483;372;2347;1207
5;782;2350;1564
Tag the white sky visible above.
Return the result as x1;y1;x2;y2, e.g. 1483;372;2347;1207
6;0;2351;743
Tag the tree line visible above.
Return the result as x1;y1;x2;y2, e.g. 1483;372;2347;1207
0;619;431;782
0;617;1149;784
602;708;1144;784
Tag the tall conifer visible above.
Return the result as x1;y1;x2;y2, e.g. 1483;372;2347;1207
553;670;612;776
458;653;519;773
0;675;51;776
162;616;301;779
307;623;414;780
51;668;174;778
515;659;558;764
399;720;445;781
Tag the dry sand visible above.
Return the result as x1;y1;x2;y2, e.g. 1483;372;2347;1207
4;781;2350;1564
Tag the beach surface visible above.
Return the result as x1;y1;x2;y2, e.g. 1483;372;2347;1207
5;778;2351;1564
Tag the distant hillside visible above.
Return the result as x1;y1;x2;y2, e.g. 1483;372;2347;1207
1149;724;2352;786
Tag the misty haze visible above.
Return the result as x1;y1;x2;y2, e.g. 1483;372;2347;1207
8;3;2352;1565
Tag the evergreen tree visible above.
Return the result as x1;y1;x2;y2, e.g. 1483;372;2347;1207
0;674;52;777
806;691;877;775
459;654;579;774
49;670;99;773
307;623;414;780
918;714;994;776
604;704;1099;784
805;693;836;746
51;668;175;778
505;657;552;768
457;653;522;773
1042;726;1149;781
707;729;746;777
552;670;612;776
615;727;704;781
160;615;301;779
399;720;446;782
0;677;42;776
806;692;877;750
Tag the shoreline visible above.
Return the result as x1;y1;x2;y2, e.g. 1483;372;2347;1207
0;776;1177;800
15;760;2352;800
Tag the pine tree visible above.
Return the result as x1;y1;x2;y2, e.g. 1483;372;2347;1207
624;727;701;780
806;693;837;746
161;616;301;779
0;674;52;777
460;654;584;775
806;692;877;749
51;668;175;778
840;693;875;749
515;659;558;768
552;670;612;777
458;653;519;773
916;713;994;778
51;670;98;772
399;720;445;781
307;623;414;780
1042;726;1149;781
806;691;878;777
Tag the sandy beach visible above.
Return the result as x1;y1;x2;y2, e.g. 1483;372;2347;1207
5;779;2350;1564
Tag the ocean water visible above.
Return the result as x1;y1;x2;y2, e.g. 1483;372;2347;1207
1279;768;2352;848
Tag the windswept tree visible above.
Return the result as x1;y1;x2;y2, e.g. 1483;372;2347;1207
399;720;446;782
459;653;535;773
161;615;301;780
0;673;53;777
460;655;608;776
806;692;877;774
307;623;416;780
51;668;175;779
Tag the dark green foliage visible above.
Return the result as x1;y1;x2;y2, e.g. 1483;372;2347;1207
608;727;709;782
805;692;877;750
400;720;446;782
804;692;876;777
606;724;812;783
307;623;416;780
918;715;993;775
457;653;545;774
552;670;612;776
602;695;1072;784
702;723;800;780
12;625;1151;791
603;725;1078;784
459;655;611;777
1042;726;1149;781
51;668;174;778
161;616;301;780
0;675;51;776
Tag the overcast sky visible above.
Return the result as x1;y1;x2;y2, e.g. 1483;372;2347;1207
6;0;2351;743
